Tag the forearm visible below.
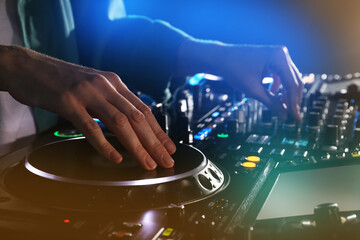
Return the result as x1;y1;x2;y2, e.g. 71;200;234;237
86;17;190;100
0;45;15;91
175;38;229;78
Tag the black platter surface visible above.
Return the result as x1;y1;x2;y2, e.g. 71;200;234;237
2;137;228;212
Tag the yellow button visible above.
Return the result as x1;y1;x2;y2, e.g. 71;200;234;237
162;228;174;237
247;156;260;162
242;162;257;168
352;152;360;158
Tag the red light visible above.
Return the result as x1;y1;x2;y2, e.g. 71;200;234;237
64;219;70;223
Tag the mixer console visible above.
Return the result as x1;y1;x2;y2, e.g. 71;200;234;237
1;73;360;239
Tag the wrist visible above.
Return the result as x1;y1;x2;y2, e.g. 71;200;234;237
0;45;21;91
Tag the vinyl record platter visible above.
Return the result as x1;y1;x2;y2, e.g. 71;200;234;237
3;136;228;212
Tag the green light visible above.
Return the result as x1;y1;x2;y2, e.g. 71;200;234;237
54;131;83;138
217;133;229;138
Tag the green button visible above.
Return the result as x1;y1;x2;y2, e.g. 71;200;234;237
217;133;229;138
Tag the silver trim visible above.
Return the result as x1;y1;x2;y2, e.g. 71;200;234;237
24;140;208;186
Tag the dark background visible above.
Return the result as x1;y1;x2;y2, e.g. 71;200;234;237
123;0;360;75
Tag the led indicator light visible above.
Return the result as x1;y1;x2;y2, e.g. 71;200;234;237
63;219;70;223
217;133;229;138
54;131;83;138
199;128;212;134
194;134;205;140
212;111;220;118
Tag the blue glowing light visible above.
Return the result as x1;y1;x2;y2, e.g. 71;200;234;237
194;134;205;140
199;128;212;134
108;0;127;21
194;127;213;141
188;73;205;86
212;111;220;118
93;118;107;130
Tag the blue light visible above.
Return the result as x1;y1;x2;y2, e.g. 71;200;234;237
194;134;205;140
93;118;106;130
194;127;213;141
199;128;212;135
108;0;126;21
188;73;205;86
212;111;220;118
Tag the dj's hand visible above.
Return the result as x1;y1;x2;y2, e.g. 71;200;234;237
176;39;303;122
0;46;176;170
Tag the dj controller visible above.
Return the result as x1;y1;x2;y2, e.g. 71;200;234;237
2;73;360;239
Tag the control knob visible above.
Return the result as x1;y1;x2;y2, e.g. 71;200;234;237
322;125;339;151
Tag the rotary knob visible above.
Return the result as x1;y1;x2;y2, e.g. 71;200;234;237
314;203;342;228
323;125;339;149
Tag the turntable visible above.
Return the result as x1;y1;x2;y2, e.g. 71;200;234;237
2;136;228;212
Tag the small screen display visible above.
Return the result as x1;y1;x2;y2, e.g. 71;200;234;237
281;137;308;147
257;165;360;220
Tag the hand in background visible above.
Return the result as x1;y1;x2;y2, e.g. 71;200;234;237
0;46;176;170
176;40;303;122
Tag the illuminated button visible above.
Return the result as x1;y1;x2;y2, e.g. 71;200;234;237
54;130;83;138
199;128;212;135
212;111;220;118
295;139;309;147
352;151;360;157
246;156;260;162
162;228;174;237
217;133;229;138
194;134;205;140
242;162;256;168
